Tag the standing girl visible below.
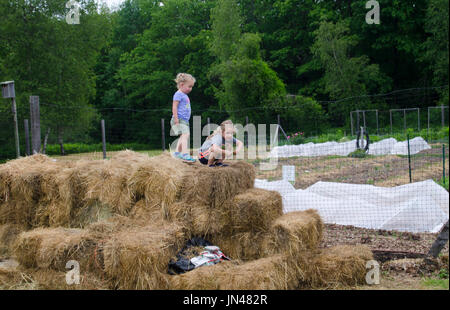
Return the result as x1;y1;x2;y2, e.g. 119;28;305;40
171;73;196;162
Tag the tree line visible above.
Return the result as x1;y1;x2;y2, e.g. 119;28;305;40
0;0;448;159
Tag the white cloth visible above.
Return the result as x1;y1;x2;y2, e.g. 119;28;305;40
269;137;431;158
254;179;449;233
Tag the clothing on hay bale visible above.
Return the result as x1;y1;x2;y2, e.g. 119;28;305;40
169;254;301;290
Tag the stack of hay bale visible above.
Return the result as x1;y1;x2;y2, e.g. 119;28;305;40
0;151;373;290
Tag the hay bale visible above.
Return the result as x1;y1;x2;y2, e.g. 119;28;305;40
0;156;70;228
179;161;255;208
102;222;186;290
128;153;187;215
83;154;150;215
208;231;268;261
0;266;109;290
110;149;150;164
169;254;300;290
0;154;52;187
47;152;146;227
227;188;282;234
129;199;167;224
174;188;282;237
13;227;98;272
303;245;373;288
0;224;22;257
265;210;323;257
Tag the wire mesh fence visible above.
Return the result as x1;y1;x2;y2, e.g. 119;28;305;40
0;89;449;253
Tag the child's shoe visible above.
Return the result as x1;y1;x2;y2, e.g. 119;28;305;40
214;162;229;167
181;153;196;162
173;152;181;158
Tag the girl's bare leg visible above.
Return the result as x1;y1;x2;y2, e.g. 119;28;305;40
178;133;189;154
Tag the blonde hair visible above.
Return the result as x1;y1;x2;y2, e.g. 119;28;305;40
174;73;196;86
207;120;236;140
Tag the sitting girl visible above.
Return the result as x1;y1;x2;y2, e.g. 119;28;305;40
198;120;243;167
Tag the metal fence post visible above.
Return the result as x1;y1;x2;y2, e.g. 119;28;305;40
403;109;407;135
101;119;107;159
443;144;446;186
390;110;393;135
350;112;354;136
24;119;30;156
376;110;379;135
427;107;430;142
407;134;412;183
417;108;420;131
161;118;165;152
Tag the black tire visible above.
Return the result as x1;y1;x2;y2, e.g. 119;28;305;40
356;129;370;152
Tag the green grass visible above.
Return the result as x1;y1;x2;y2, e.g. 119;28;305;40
45;142;152;156
422;278;449;290
437;177;449;191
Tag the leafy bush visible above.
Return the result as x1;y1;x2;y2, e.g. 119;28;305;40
348;149;368;158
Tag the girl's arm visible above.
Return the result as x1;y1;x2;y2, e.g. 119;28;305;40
172;101;180;124
211;144;232;159
233;139;244;155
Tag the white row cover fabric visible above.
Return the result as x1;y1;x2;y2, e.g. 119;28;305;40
254;179;449;233
269;137;431;158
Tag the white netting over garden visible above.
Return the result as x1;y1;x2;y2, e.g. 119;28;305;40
269;137;431;158
255;179;449;233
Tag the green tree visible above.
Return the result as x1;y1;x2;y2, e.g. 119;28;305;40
311;20;390;126
0;0;111;156
115;0;216;146
423;0;449;104
209;0;286;125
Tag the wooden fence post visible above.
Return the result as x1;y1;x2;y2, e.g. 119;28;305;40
30;96;41;154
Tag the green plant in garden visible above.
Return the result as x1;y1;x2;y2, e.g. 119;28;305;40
437;177;449;191
348;149;368;158
439;268;449;279
422;278;449;290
